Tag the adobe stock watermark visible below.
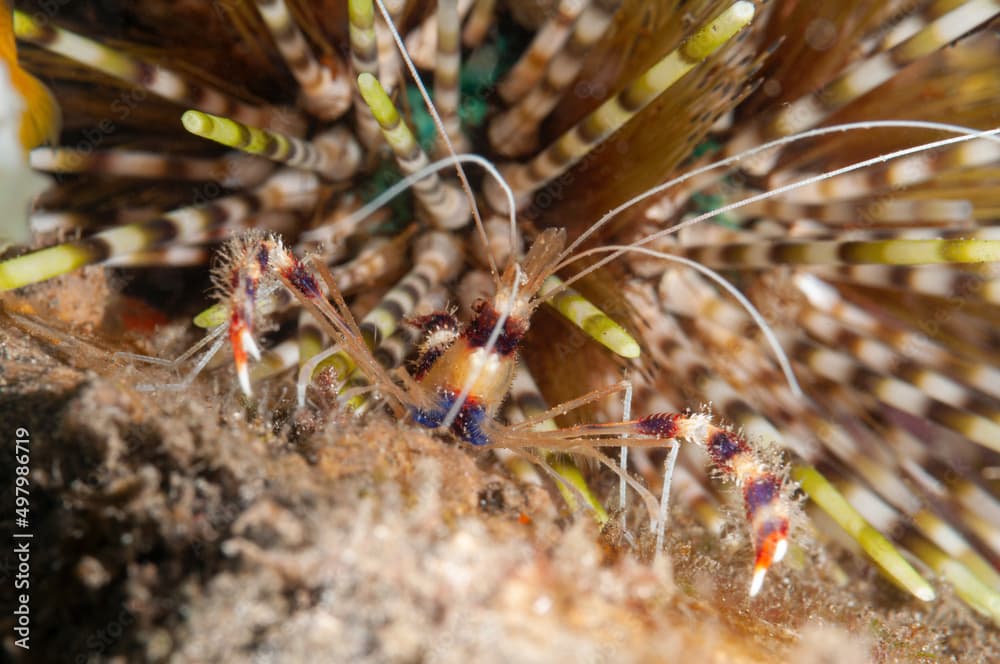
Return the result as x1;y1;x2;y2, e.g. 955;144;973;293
12;427;32;651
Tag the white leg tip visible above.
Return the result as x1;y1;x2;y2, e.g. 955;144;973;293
241;329;261;361
237;364;253;397
749;567;767;597
772;538;788;564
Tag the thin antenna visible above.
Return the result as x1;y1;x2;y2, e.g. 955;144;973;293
654;440;681;560
619;378;632;521
567;244;804;398
556;120;1000;268
300;153;516;249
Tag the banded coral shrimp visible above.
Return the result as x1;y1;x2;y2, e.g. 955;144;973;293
189;116;1000;599
5;0;1000;624
148;103;801;598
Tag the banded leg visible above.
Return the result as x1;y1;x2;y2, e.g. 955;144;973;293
219;232;415;410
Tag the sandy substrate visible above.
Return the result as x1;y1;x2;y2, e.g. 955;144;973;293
1;269;996;663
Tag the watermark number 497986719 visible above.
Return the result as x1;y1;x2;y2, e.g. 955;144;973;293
12;427;32;651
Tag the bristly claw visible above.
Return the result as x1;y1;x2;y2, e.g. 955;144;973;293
677;415;791;596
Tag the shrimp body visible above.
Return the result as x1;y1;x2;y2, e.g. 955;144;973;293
408;230;549;445
410;306;523;446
